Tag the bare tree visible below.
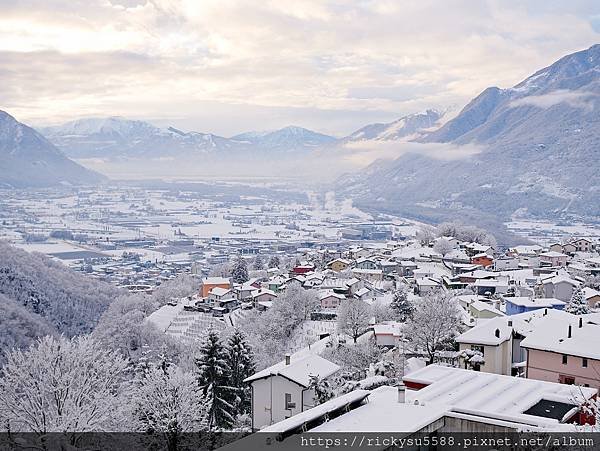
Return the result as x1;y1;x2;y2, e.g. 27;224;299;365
337;299;371;343
433;238;454;257
404;291;462;365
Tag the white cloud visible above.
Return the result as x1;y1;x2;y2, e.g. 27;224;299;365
0;0;598;135
338;140;483;167
509;89;597;110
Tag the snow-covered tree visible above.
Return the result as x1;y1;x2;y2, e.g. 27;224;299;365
268;255;280;269
337;299;371;343
252;255;265;271
195;330;235;430
308;374;334;405
433;238;454;257
128;362;207;446
371;300;391;324
230;256;249;284
565;288;590;315
389;284;413;322
404;291;462;365
151;274;200;306
226;329;255;415
416;225;435;246
459;348;485;371
0;335;127;433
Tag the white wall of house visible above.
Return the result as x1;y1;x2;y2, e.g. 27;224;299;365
250;376;317;430
459;341;512;375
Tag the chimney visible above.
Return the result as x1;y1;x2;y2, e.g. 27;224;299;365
544;308;548;316
397;383;406;403
285;354;291;365
568;325;572;339
495;328;500;338
579;317;583;328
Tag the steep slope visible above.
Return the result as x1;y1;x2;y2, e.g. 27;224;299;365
0;242;122;355
337;44;600;222
0;111;105;188
343;109;443;142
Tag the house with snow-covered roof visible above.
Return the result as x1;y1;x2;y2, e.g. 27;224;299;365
505;296;565;316
252;365;596;442
539;272;580;301
521;314;600;390
244;353;340;430
455;309;578;377
539;251;569;267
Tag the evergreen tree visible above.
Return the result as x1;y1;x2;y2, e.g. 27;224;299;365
196;330;235;430
268;255;280;269
390;284;413;322
565;288;590;315
230;256;249;284
226;329;255;414
252;255;264;271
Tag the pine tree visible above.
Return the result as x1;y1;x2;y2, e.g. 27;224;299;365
390;284;413;322
226;329;255;415
230;256;249;284
268;255;280;269
565;288;590;315
196;330;235;430
252;255;264;271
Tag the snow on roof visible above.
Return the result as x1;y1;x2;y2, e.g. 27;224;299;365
470;300;504;316
318;289;346;301
540;273;580;286
209;286;231;296
244;354;339;388
506;297;565;308
251;288;277;298
456;309;575;346
202;276;230;285
520;317;600;360
260;390;371;433
540;251;568;258
582;287;600;300
312;386;447;433
372;323;402;337
403;365;596;427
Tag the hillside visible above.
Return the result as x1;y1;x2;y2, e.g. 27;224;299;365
0;110;105;188
0;242;121;352
337;44;600;223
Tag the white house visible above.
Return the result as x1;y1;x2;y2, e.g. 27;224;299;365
539;273;580;301
244;353;340;430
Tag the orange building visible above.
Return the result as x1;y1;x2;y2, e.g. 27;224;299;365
471;253;494;268
201;276;232;297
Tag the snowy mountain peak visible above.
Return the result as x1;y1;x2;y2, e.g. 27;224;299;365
344;109;443;142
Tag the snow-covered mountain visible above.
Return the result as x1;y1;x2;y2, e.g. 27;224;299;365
41;119;337;159
40;117;236;158
337;44;600;222
0;110;105;188
343;109;443;142
232;126;336;150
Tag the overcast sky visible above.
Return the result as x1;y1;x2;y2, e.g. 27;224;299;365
1;0;599;136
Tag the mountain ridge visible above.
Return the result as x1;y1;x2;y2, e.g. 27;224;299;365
0;110;106;188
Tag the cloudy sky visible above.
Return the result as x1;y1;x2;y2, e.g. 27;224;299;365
1;0;599;136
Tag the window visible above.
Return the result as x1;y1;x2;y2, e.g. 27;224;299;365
471;345;485;356
562;354;568;365
582;358;588;368
560;375;575;385
284;393;295;410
